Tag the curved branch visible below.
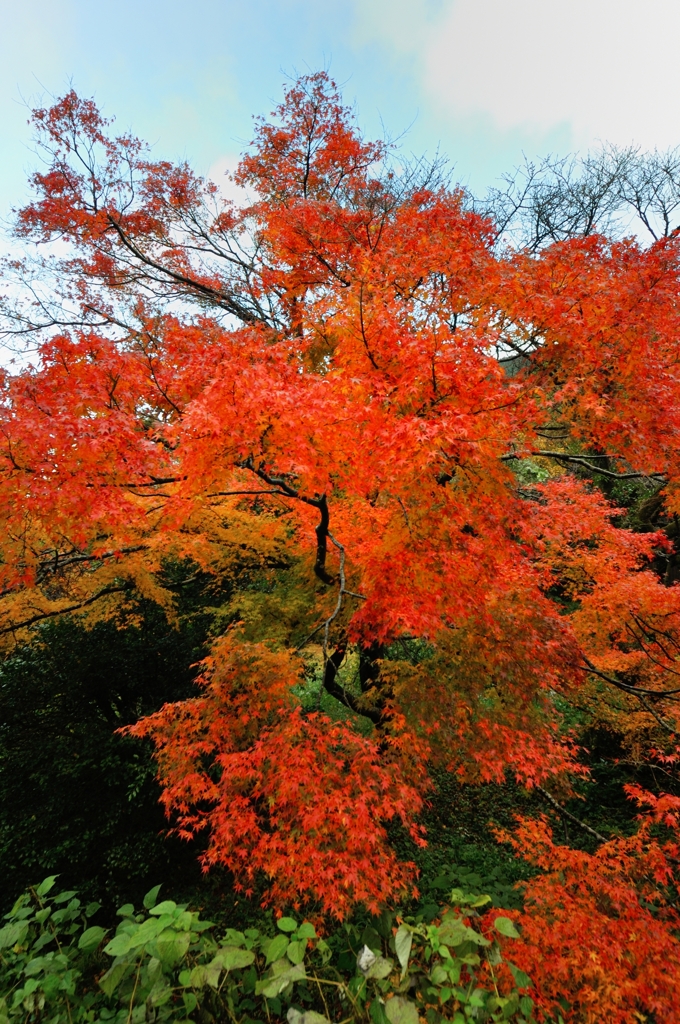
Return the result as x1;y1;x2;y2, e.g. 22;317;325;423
582;657;680;700
241;456;334;584
320;642;383;725
105;214;260;324
0;583;133;637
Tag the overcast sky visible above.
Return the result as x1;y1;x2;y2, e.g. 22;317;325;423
1;0;679;218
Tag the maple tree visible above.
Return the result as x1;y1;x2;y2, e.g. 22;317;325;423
3;71;680;1015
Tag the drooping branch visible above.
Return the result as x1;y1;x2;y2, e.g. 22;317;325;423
320;641;383;725
295;529;377;720
0;545;148;599
636;694;677;734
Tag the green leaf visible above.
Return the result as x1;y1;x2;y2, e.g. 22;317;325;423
296;922;316;939
35;876;58;897
175;910;193;931
212;945;256;971
78;926;107;952
520;995;534;1015
85;902;102;917
149;900;177;916
103;932;133;957
437;915;489;948
255;958;306;998
148;980;172;1008
469;988;487;1008
98;963;129;997
487;941;502;966
384;996;419;1024
265;933;289;965
432;874;453;889
127;917;162;948
494;917;521;939
190;964;221;989
436;916;467;947
52;890;77;904
287;1011;330;1024
143;885;162;910
287;938;307;965
316;938;332;965
365;956;394;980
191;916;215;933
0;921;29;950
183;992;198;1014
116;904;135;918
221;928;246;947
449;888;491;908
430;965;448;985
370;999;390;1024
154;929;191;965
277;916;297;932
394;925;413;979
24;956;47;977
508;962;532;988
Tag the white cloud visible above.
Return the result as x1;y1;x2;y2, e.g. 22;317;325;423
351;0;447;53
422;0;680;150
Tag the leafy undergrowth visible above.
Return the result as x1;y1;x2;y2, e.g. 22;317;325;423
0;878;534;1024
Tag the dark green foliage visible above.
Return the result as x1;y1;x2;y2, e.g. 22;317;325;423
0;599;211;914
387;770;537;914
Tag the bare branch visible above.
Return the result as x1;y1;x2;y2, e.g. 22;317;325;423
535;784;607;843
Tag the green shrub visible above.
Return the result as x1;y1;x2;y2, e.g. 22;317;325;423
0;878;535;1024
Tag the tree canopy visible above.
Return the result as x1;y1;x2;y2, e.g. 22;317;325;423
2;72;680;1015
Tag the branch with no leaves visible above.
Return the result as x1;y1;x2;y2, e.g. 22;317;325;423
535;784;607;843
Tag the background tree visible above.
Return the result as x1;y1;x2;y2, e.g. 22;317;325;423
481;143;680;249
0;584;212;913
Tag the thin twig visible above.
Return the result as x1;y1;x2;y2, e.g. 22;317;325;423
535;784;607;843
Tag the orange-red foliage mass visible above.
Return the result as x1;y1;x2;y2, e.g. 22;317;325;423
2;72;680;1017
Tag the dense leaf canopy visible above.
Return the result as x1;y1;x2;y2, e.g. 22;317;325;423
2;78;680;1012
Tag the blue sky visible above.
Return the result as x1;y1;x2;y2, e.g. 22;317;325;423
2;0;680;217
